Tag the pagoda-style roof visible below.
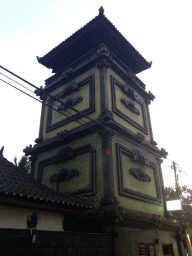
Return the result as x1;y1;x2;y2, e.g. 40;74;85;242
37;7;151;74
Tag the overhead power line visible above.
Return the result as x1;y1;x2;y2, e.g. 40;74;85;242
0;65;172;159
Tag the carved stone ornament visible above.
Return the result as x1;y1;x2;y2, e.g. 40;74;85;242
34;137;43;144
50;168;79;183
23;145;33;155
54;82;79;100
58;96;83;111
56;130;70;142
161;148;168;157
136;133;145;142
27;211;38;229
131;149;150;167
99;6;104;15
98;110;114;125
0;146;4;157
96;45;110;56
34;86;46;100
151;140;157;146
51;147;74;163
121;98;140;115
96;59;111;69
128;71;136;82
130;168;151;182
118;83;139;102
148;91;155;101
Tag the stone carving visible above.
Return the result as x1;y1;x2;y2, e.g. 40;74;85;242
58;96;83;111
131;149;150;167
99;6;104;15
27;211;38;229
161;148;168;157
130;168;151;182
97;45;110;56
0;146;4;157
34;86;46;100
116;81;139;102
34;137;43;144
23;145;32;155
121;98;140;115
54;82;79;100
51;147;74;163
56;130;70;142
50;168;79;183
96;59;111;69
136;133;145;142
98;110;114;125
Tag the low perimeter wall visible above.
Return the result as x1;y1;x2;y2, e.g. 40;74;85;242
0;228;114;256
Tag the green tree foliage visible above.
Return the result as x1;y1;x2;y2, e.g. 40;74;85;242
165;186;192;228
13;155;31;173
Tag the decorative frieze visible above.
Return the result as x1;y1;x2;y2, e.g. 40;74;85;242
120;98;140;115
130;168;151;182
58;96;83;112
54;82;79;100
51;147;74;163
131;149;150;167
96;59;111;69
50;168;79;183
98;110;114;125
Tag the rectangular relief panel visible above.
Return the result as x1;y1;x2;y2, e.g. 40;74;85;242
111;75;148;134
46;75;95;132
116;143;162;205
37;144;96;196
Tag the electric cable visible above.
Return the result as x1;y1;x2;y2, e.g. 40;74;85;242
0;65;170;159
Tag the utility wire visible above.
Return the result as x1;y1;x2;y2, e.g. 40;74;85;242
0;65;170;159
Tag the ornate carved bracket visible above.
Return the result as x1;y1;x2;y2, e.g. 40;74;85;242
98;110;114;125
136;133;145;142
23;145;33;155
51;147;74;163
117;81;139;102
27;211;38;229
97;45;110;56
56;130;70;142
0;146;4;157
121;98;140;115
146;91;155;105
131;149;150;167
34;86;46;100
96;59;111;69
58;96;83;111
34;137;43;144
160;148;168;158
151;140;157;146
54;81;79;100
130;168;151;182
50;168;79;183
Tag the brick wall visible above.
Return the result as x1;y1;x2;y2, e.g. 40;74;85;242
0;228;114;256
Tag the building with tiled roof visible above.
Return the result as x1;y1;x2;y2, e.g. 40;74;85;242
0;150;94;231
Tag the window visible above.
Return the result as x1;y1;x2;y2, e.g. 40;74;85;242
162;244;174;256
139;244;155;256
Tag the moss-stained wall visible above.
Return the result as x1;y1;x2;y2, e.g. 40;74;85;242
34;133;104;205
112;135;165;216
0;205;64;231
115;227;180;256
107;69;152;143
42;67;100;139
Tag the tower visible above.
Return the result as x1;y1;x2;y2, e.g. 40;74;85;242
24;7;188;255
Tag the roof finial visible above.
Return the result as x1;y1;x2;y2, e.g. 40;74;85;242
99;6;104;16
0;146;4;157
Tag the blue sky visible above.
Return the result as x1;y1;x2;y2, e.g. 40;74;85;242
1;0;192;188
